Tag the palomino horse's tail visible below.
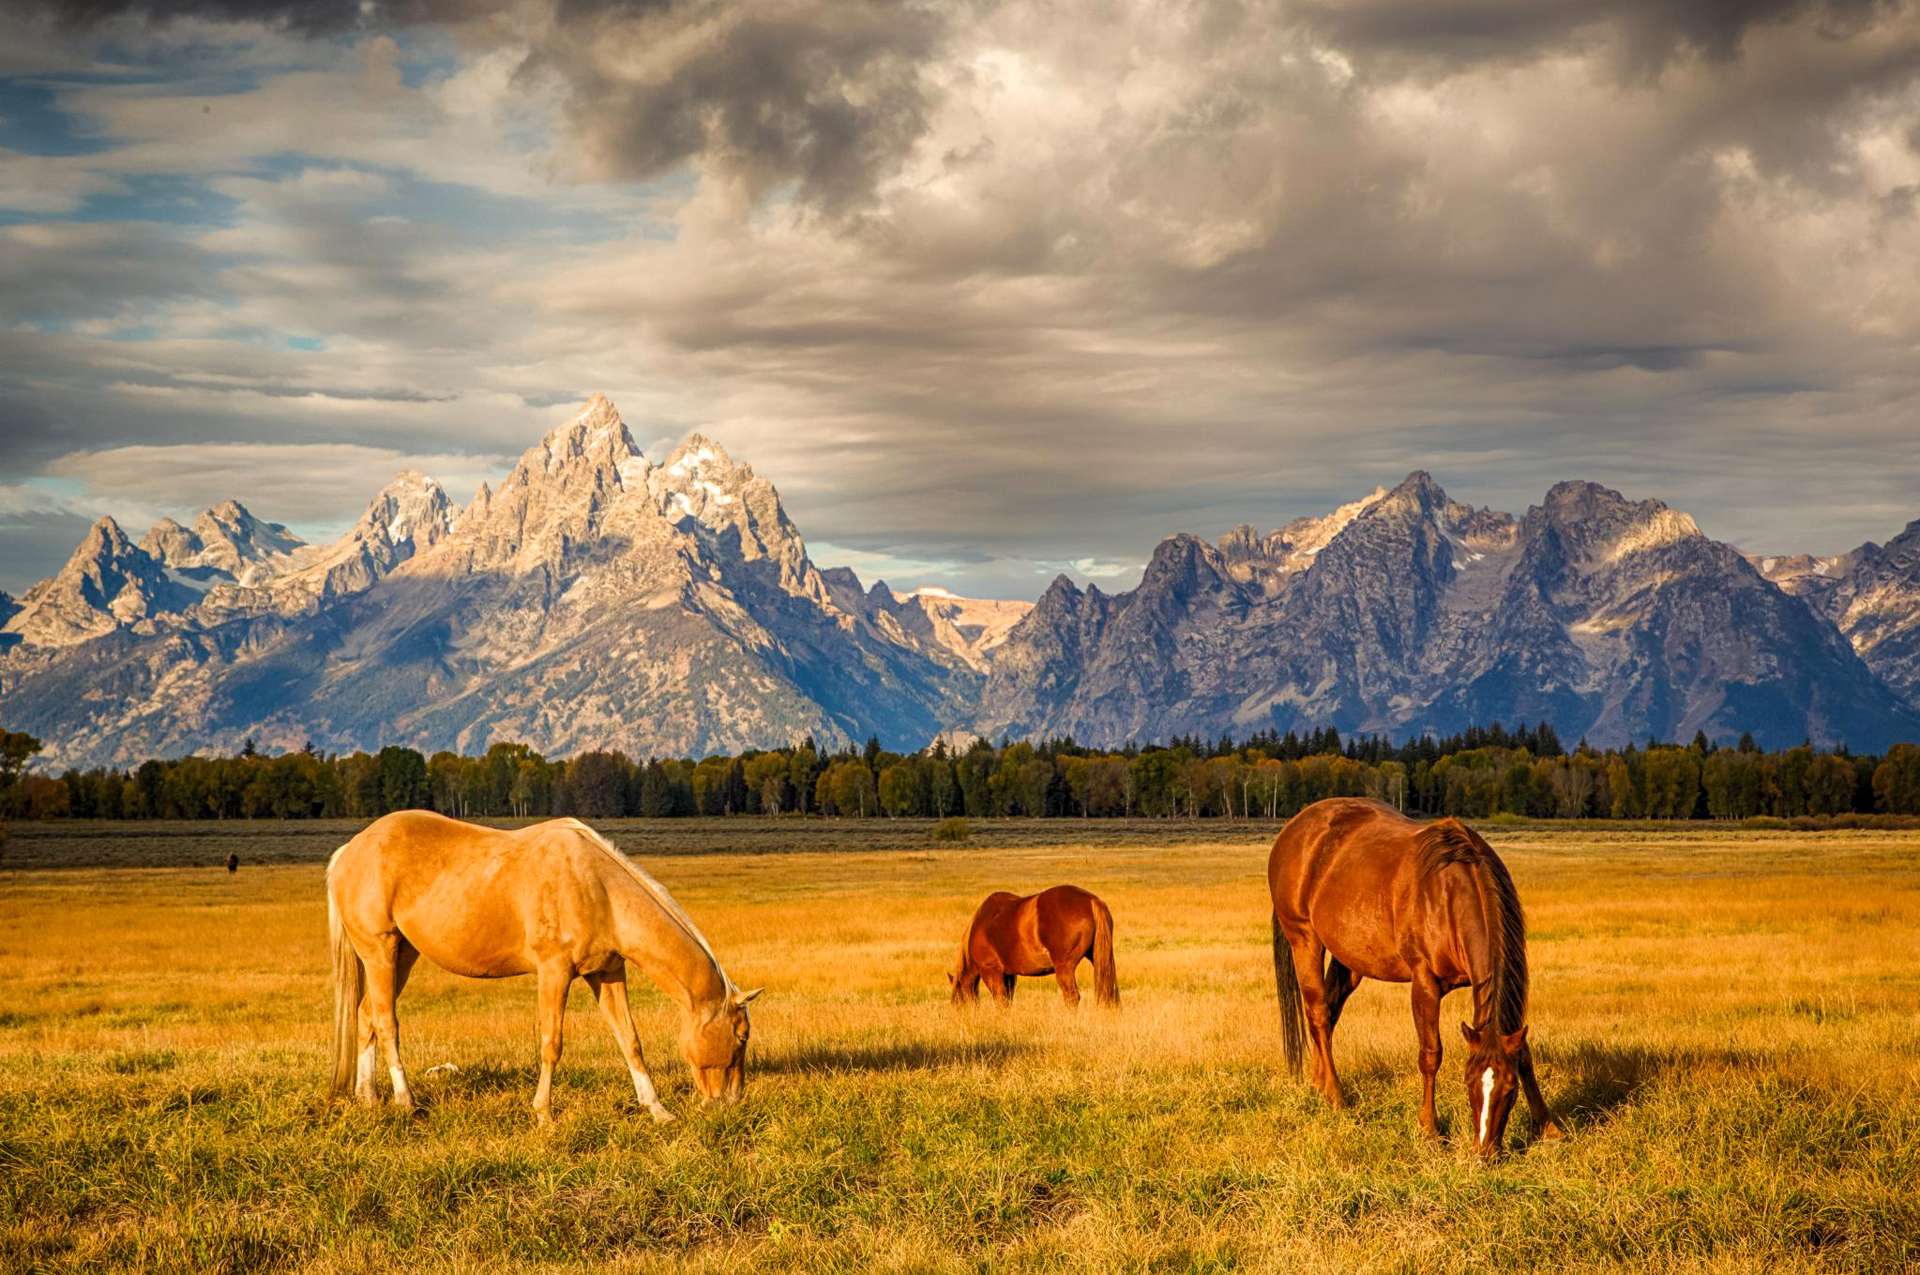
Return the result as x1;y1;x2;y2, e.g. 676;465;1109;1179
326;856;365;1100
1272;913;1305;1076
1090;897;1120;1007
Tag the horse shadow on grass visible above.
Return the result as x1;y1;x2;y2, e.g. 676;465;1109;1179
1538;1040;1773;1136
1329;1038;1761;1147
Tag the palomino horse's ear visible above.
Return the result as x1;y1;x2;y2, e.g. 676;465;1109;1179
735;988;764;1005
1501;1025;1528;1054
1460;1022;1483;1047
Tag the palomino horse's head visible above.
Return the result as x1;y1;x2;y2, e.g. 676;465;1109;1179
1460;1021;1527;1158
682;987;761;1102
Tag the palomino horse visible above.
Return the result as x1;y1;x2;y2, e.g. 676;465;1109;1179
326;810;760;1124
1268;798;1563;1156
949;885;1119;1008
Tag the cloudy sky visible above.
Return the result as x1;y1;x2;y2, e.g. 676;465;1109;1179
3;0;1918;600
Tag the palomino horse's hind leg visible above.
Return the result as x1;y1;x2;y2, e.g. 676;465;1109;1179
1288;937;1347;1107
584;968;676;1124
355;941;419;1105
531;963;573;1126
1410;970;1443;1139
361;935;417;1113
1516;1041;1565;1141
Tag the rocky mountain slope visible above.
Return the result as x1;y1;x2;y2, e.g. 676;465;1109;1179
0;397;976;767
1757;520;1920;709
5;404;1920;765
969;473;1920;751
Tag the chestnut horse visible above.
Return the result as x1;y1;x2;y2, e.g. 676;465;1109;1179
949;885;1119;1007
327;810;759;1124
1268;798;1562;1156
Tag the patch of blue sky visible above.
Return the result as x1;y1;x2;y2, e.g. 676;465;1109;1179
286;336;327;352
391;29;462;91
0;80;114;156
74;173;241;227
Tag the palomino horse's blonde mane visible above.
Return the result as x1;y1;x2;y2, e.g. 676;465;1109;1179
561;818;737;995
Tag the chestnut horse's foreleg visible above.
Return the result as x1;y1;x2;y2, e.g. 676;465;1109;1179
584;968;676;1125
1516;1040;1565;1141
531;963;573;1126
1289;938;1347;1108
355;940;418;1106
1410;970;1443;1140
984;970;1015;1005
361;935;417;1114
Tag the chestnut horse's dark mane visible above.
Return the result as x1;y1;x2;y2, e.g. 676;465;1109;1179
1414;819;1528;1035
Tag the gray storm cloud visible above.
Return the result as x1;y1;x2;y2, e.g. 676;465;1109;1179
1;0;1918;599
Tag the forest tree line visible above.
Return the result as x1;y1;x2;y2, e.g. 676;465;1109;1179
5;721;1920;823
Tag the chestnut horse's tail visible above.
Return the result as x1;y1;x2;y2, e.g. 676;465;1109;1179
1090;897;1119;1007
326;852;365;1100
1272;913;1305;1076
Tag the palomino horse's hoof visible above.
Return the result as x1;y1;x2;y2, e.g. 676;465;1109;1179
647;1106;679;1125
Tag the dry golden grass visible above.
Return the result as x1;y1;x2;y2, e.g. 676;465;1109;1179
2;825;1918;1272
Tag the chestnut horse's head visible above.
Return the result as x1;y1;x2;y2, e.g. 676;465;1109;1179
1460;1021;1528;1158
947;947;976;1005
682;987;761;1102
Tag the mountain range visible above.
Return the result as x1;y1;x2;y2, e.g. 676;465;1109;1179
4;396;1919;768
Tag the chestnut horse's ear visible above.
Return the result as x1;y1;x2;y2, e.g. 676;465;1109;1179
1460;1022;1483;1047
1501;1025;1528;1054
735;988;763;1005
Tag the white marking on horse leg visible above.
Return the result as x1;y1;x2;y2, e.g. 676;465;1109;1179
356;1043;378;1101
628;1063;675;1122
390;1065;415;1109
1479;1067;1495;1146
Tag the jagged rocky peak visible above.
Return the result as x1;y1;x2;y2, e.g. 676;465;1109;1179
357;470;453;551
139;517;197;565
1531;480;1703;565
2;515;195;647
141;499;306;582
532;393;643;481
649;429;810;582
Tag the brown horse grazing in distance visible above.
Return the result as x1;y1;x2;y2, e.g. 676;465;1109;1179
1268;798;1563;1156
327;811;760;1125
949;885;1118;1008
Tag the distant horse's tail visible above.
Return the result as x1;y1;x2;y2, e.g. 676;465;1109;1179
1090;898;1120;1007
326;855;364;1100
1272;913;1305;1076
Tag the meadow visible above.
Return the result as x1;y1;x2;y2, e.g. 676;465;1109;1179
2;819;1917;1272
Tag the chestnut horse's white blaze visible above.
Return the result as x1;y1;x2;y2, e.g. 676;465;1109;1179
1479;1066;1495;1145
326;810;760;1125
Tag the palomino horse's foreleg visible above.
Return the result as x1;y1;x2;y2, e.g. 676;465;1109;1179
1289;938;1347;1108
1516;1041;1565;1141
356;941;418;1105
361;935;417;1113
1410;971;1443;1140
584;969;676;1125
531;964;572;1126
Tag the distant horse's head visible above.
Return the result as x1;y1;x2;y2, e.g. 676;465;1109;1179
947;949;976;1005
683;987;761;1102
1460;1021;1528;1158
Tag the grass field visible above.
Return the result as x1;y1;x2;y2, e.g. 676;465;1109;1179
3;822;1918;1272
